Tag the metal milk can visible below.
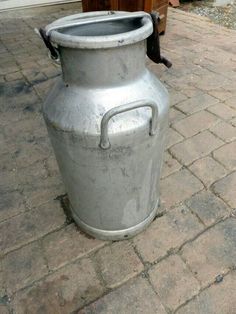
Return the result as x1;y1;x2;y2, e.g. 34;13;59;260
39;11;170;240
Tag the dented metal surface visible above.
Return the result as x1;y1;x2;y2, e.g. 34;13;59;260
40;11;169;240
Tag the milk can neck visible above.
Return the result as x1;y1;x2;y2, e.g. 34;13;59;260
60;41;146;87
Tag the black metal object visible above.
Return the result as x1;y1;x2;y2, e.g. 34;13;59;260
39;28;59;61
147;13;172;68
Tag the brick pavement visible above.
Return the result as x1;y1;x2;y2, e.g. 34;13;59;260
0;4;236;314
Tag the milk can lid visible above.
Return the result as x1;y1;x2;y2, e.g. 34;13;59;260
44;11;153;49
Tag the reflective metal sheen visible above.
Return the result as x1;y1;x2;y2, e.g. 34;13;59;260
41;11;169;240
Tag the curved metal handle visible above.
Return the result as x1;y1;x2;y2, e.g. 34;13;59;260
99;100;158;150
45;11;150;36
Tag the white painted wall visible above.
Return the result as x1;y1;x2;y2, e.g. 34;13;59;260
0;0;80;11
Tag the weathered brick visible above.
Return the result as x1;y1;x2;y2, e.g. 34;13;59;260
149;255;200;311
0;212;37;254
181;219;236;287
0;170;18;193
207;103;236;120
161;169;203;208
185;191;229;226
2;241;48;294
0;199;65;254
224;95;236;109
170;90;188;107
0;190;25;223
0;305;9;314
16;161;48;188
172;110;218;138
80;276;166;314
176;93;218;114
166;128;184;149
22;69;47;85
208;88;235;101
213;141;236;171
43;224;105;270
231;117;236;127
176;272;236;314
94;241;143;289
192;72;230;91
12;257;104;314
133;205;203;263
33;77;59;99
169;107;186;123
213;172;236;208
33;200;66;237
5;71;23;82
189;156;227;187
181;86;202;98
210;120;236;142
23;183;65;210
170;131;223;165
161;152;182;178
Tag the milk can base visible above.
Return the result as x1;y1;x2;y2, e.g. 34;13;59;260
71;202;159;241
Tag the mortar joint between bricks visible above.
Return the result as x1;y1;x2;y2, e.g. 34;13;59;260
173;268;235;314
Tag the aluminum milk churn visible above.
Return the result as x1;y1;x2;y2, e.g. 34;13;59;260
39;11;171;240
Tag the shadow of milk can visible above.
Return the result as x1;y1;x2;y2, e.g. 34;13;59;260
38;11;171;240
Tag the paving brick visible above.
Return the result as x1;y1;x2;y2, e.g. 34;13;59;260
161;152;182;178
22;69;47;85
176;93;218;114
149;255;200;311
133;205;203;263
224;95;236;110
16;161;48;188
12;257;104;314
170;131;223;165
161;169;203;208
170;90;188;107
80;276;166;314
189;156;227;187
0;305;9;314
172;110;219;138
181;219;236;287
33;77;59;99
207;103;236;120
213;172;236;208
208;88;235;101
166;128;184;149
2;241;48;294
185;191;229;226
0;199;65;254
169;107;186;123
94;241;143;289
43;224;105;271
181;87;202;98
192;72;230;91
176;272;236;314
0;170;18;193
0;190;25;222
5;71;23;82
33;200;66;237
231;117;236;127
23;183;65;210
210;120;236;142
213;141;236;171
0;212;38;254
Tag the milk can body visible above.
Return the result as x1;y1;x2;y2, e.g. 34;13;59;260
41;11;169;240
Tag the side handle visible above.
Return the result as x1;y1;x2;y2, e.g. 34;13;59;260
99;100;158;150
147;13;172;68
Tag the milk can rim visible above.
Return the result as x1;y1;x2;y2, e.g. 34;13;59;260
46;11;153;49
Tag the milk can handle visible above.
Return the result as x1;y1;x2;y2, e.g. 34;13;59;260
99;100;158;150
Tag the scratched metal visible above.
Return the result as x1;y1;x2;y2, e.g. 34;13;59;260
40;11;169;240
